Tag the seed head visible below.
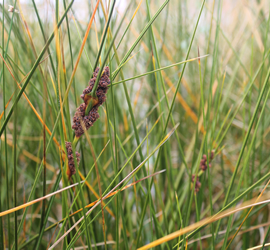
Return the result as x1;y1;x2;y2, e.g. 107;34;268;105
72;66;110;138
65;141;80;179
191;174;201;193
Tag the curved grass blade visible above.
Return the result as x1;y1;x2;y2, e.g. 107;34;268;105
0;181;84;218
61;125;178;250
0;0;75;137
138;195;270;250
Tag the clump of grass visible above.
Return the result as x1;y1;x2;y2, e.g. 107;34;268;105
0;1;270;250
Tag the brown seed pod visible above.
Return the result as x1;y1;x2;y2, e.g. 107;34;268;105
65;141;80;179
72;66;110;138
191;174;201;193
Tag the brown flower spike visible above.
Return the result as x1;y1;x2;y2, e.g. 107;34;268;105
65;141;80;179
191;174;201;193
72;66;110;138
66;67;110;179
200;150;215;172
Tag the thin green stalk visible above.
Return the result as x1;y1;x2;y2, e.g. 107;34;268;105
146;1;177;236
111;57;206;86
175;192;184;249
1;0;11;248
0;9;19;249
175;166;270;248
92;0;116;77
0;1;4;247
258;4;270;183
71;9;93;72
223;64;270;249
51;114;161;248
31;0;56;78
194;195;202;250
22;139;109;249
16;106;62;244
202;0;215;85
112;0;170;79
261;225;270;249
137;2;206;247
162;0;205;154
215;49;270;150
33;172;62;248
13;49;18;250
0;0;75;137
105;100;119;249
107;35;120;249
0;0;17;81
70;142;92;248
177;62;270;247
215;63;270;244
84;0;127;117
66;127;177;250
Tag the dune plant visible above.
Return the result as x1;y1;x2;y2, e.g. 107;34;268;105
1;0;270;250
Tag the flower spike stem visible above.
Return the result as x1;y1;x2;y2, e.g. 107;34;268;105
72;136;80;148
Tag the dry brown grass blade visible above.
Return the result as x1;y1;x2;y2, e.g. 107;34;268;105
81;117;107;246
225;179;270;248
162;71;201;128
121;2;198;110
0;58;49;122
0;52;60;149
247;242;270;250
185;221;270;246
49;170;166;250
46;224;59;250
78;170;115;218
54;23;67;141
62;0;101;106
118;10;200;128
81;170;166;210
49;124;176;249
0;181;84;218
137;194;270;250
0;135;55;173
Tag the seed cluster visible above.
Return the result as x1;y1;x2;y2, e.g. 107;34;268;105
191;174;201;193
192;150;215;193
66;67;110;179
72;103;100;138
200;150;214;172
72;67;110;138
65;141;80;178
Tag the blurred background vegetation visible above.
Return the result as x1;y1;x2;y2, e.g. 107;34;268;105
1;0;270;249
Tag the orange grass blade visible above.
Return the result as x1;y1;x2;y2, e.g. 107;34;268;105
0;135;55;172
78;171;115;218
0;181;84;218
85;170;166;209
0;53;61;148
54;24;67;140
49;125;176;249
162;71;199;126
137;194;270;250
226;179;270;249
48;170;166;236
119;8;200;127
62;0;101;106
0;59;48;121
